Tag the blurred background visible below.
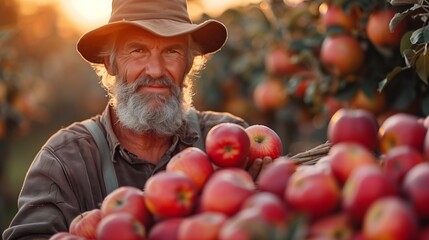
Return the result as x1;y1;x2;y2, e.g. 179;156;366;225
1;0;428;233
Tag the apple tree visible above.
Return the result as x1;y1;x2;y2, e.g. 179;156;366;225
196;0;428;153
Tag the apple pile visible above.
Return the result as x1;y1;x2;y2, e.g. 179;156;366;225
49;110;429;239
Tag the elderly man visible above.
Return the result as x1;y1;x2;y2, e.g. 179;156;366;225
3;0;273;239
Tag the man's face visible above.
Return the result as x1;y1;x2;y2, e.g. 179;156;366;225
111;29;191;136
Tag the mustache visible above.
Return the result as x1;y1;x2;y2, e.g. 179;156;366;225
131;75;176;91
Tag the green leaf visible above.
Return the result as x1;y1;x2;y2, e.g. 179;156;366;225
389;12;408;33
415;46;429;84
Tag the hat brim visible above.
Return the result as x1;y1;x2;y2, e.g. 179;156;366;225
76;19;227;64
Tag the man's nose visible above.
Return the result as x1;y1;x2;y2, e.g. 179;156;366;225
144;54;164;79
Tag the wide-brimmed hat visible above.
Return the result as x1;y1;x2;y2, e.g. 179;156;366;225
77;0;228;64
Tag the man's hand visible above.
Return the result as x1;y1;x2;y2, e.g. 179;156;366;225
247;156;273;180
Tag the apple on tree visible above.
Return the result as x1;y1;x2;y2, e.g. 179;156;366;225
205;122;251;168
245;124;283;168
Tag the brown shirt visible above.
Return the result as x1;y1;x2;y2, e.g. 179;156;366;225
3;105;248;240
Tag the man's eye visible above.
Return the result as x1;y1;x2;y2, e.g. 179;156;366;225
130;49;144;54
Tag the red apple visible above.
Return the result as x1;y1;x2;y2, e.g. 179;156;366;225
322;5;357;32
328;142;378;184
417;225;429;240
342;165;398;224
349;89;386;115
241;192;288;226
253;78;289;111
49;232;86;240
205;122;251;168
178;212;227;240
144;171;197;219
366;9;408;47
200;168;256;216
285;168;341;220
363;197;418;240
307;212;354;240
382;145;424;185
265;46;306;76
147;218;184;240
95;212;146;240
69;208;102;239
402;162;429;220
256;156;297;198
100;186;151;227
378;113;427;154
320;34;364;77
327;108;379;151
218;207;286;240
166;147;214;192
245;124;283;167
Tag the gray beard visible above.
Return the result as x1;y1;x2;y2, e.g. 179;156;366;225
112;75;185;136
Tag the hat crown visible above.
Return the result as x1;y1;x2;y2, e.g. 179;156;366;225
110;0;191;24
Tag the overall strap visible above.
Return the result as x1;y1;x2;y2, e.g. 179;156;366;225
187;109;205;151
82;119;119;194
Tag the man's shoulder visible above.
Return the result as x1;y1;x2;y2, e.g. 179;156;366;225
43;117;100;152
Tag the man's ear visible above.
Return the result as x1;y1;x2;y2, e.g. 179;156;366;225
103;57;117;76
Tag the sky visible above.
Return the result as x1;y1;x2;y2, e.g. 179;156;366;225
17;0;265;33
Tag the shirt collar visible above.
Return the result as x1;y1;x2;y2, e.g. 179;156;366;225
99;105;200;162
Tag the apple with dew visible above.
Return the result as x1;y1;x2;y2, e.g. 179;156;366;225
363;197;418;240
178;212;227;240
147;218;184;240
200;168;256;216
245;124;283;167
205;123;251;168
378;113;427;154
144;171;197;219
382;145;424;185
49;232;86;240
327;108;379;151
328;142;378;184
95;212;146;240
402;162;429;220
307;212;354;240
285;168;341;220
256;156;296;198
366;9;408;48
69;208;102;239
342;165;398;224
100;186;151;228
320;34;364;77
166;147;214;192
